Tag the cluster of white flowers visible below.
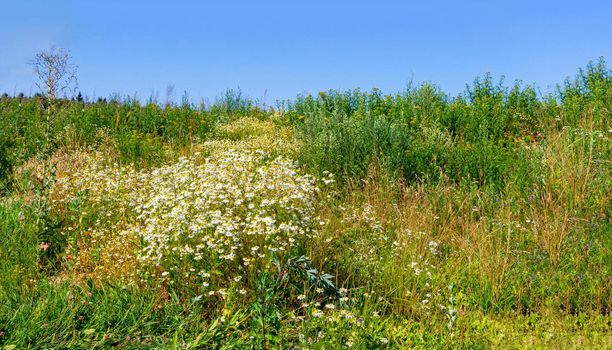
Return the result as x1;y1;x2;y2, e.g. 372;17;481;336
51;148;321;294
133;150;319;287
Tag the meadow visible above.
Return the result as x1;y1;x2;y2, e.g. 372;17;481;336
0;59;610;349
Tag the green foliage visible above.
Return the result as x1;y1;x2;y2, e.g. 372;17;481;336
559;57;611;128
285;78;550;191
249;273;283;349
0;90;270;174
0;202;41;295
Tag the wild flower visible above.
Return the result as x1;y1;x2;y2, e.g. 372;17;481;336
428;241;439;255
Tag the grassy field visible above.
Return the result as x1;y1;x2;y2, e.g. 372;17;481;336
0;59;610;349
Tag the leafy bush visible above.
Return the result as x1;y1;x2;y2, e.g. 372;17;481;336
285;79;549;191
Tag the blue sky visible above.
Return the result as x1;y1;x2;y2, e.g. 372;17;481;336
1;0;610;103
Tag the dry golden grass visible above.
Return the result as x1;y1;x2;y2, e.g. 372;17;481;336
310;133;604;314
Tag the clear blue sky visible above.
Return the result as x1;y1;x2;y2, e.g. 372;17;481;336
1;0;610;103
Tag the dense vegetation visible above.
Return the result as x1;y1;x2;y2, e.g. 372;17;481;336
0;59;610;349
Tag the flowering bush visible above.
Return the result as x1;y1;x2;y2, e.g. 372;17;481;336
51;148;321;297
134;150;319;291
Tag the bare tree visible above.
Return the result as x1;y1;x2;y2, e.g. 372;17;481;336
31;47;78;100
